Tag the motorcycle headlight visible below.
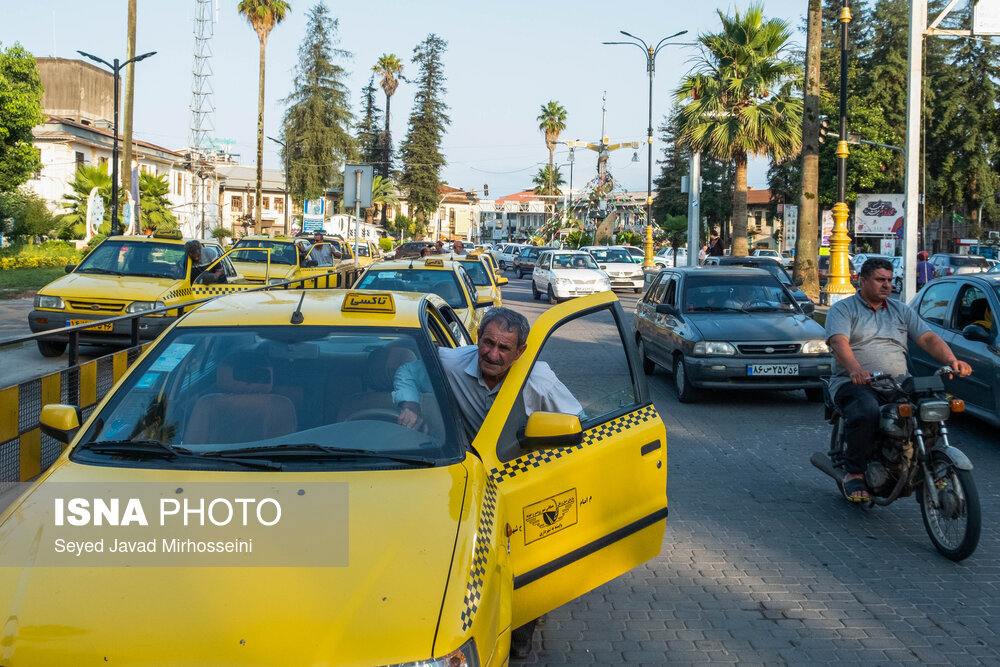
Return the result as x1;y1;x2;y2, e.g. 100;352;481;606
693;341;737;356
34;294;65;309
918;399;951;422
126;300;165;314
385;638;480;667
801;340;830;354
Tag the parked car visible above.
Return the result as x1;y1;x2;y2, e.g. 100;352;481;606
817;255;858;285
633;267;832;402
751;248;792;269
513;245;543;278
849;254;905;291
581;246;645;292
908;273;1000;427
531;250;612;303
929;253;991;278
621;245;645;263
386;240;436;260
494;243;527;271
702;256;815;316
653;246;688;269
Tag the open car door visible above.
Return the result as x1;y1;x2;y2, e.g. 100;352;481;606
190;246;268;297
472;291;668;628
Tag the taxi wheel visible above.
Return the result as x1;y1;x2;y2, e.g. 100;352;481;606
673;355;698;403
532;281;541;300
547;286;559;305
637;336;655;375
37;340;66;358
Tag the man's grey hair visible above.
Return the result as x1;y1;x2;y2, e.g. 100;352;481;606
479;307;530;348
860;257;893;279
184;240;202;258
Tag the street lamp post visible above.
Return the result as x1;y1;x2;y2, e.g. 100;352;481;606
267;136;292;233
604;30;687;266
77;49;156;237
824;1;854;304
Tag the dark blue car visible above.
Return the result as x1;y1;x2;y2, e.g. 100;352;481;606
702;256;816;316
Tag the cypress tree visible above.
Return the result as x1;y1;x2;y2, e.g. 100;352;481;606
399;34;450;224
356;75;383;165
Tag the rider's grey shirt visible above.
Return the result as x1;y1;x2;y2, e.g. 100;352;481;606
824;292;931;399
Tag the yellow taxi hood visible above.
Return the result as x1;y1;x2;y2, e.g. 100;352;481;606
38;272;182;302
0;460;470;666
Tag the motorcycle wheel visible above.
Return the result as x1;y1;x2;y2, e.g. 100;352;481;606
919;458;981;561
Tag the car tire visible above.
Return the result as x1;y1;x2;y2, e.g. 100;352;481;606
637;336;655;375
532;280;541;300
804;387;824;403
673;355;698;403
499;260;507;270
37;340;67;358
548;285;559;305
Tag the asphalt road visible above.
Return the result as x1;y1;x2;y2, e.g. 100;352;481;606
497;272;1000;666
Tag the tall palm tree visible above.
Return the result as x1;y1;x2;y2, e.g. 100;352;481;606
537;101;567;209
674;2;801;256
532;165;564;195
237;0;290;235
372;53;404;226
795;0;822;297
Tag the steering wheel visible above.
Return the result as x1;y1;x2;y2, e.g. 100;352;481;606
746;300;771;309
343;408;401;424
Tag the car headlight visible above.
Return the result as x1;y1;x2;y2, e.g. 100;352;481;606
386;638;480;667
126;300;165;314
35;294;65;309
693;341;737;356
555;277;573;285
268;277;286;285
801;340;830;354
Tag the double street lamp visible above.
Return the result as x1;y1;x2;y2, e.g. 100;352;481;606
267;135;300;233
77;49;156;237
603;29;687;266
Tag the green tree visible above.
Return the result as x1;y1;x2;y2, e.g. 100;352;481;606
399;35;450;223
0;43;44;194
362;175;398;223
281;2;355;206
537;101;567;202
356;75;383;165
55;164;112;238
138;171;178;233
675;2;802;256
373;53;404;226
0;188;54;242
532;164;564;196
237;0;291;234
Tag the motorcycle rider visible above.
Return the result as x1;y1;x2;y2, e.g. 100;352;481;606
824;257;972;502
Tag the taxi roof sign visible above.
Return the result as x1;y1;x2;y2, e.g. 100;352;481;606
342;292;396;314
424;258;445;267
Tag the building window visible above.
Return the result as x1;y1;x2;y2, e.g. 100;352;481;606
175;173;184;196
75;151;85;168
262;196;270;210
274;197;284;214
231;196;243;213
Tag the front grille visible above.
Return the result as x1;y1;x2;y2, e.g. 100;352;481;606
573;279;596;286
67;300;126;313
737;343;800;355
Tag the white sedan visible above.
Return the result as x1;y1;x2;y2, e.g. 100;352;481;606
582;246;646;292
532;250;611;304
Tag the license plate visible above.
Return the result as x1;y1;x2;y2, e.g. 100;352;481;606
747;364;799;376
67;319;113;332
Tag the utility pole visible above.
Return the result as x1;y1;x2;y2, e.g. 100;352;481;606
120;0;137;227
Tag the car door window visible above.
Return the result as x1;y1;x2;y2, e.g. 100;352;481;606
663;277;677;307
645;273;666;304
917;281;959;326
953;285;994;331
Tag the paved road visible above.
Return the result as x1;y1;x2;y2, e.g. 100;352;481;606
497;272;1000;666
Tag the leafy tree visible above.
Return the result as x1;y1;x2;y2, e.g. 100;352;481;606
281;3;355;207
659;213;690;264
210;226;231;243
532;165;564;196
138;171;178;233
537;101;567;202
564;230;592;249
399;35;450;223
0;43;44;194
373;53;404;226
55;164;112;238
237;0;291;234
675;2;802;257
356;75;382;165
0;188;54;242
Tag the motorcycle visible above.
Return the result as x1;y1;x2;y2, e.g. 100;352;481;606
811;368;981;561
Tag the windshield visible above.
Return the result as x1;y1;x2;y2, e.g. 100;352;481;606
953;256;990;268
683;274;798;313
356;269;467;309
588;248;632;263
75;240;187;279
460;260;492;286
353;244;370;257
72;326;462;470
232;240;297;265
552;254;599;270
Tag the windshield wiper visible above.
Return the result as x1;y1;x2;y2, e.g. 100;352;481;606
76;439;282;470
129;272;176;279
77;268;124;276
202;443;437;467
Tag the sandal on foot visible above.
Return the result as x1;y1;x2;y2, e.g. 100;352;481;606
841;476;870;503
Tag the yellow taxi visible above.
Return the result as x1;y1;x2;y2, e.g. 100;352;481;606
456;251;506;307
354;257;492;341
27;232;249;357
5;288;667;665
350;239;382;268
229;234;355;285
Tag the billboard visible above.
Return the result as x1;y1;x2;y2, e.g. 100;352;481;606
302;198;325;233
821;209;834;246
782;204;798;252
855;194;905;236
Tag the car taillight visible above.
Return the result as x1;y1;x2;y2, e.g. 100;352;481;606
946;267;954;275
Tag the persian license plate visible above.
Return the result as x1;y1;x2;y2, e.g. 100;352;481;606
67;319;113;332
747;364;799;376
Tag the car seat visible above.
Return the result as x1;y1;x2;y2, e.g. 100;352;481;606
185;353;297;444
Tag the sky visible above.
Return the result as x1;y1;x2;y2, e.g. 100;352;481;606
2;0;808;199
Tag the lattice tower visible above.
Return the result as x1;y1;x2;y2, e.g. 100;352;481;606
189;0;215;151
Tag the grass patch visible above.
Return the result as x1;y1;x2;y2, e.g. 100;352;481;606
0;267;67;298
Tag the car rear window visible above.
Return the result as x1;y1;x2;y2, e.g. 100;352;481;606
953;256;990;268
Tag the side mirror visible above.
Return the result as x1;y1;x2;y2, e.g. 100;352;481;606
795;278;804;286
475;296;494;309
962;324;992;343
497;276;509;285
65;264;77;273
517;411;583;450
40;404;82;444
599;265;607;270
655;303;680;317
